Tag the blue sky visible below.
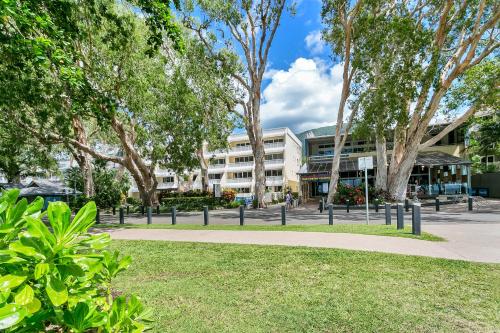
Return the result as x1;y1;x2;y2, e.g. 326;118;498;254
239;1;345;134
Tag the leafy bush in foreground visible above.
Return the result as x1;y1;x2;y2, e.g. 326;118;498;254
0;189;151;332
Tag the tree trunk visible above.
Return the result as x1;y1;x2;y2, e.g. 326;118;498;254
326;151;341;204
197;149;209;192
247;95;267;208
375;134;388;191
71;117;95;197
387;147;419;201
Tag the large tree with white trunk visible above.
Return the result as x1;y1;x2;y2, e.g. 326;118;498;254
184;0;291;207
323;0;499;201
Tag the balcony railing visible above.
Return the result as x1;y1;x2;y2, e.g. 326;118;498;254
264;142;285;149
266;176;283;184
208;179;221;185
265;159;284;165
157;182;176;190
208;164;226;169
228;161;254;168
231;145;252;152
226;177;252;183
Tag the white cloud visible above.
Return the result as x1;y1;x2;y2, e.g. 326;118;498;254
304;30;325;55
260;58;345;133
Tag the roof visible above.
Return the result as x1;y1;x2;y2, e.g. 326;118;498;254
415;151;471;167
19;180;81;197
0;183;25;190
299;151;471;175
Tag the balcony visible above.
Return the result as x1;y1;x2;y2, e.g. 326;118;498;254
266;176;283;185
227;161;254;170
227;177;252;183
208;179;221;185
264;142;285;149
157;182;176;190
264;159;284;165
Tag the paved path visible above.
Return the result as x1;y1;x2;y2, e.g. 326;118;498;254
108;223;500;263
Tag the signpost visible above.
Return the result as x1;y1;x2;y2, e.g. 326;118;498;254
358;156;373;225
213;184;221;198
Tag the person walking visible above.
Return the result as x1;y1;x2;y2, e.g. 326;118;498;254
285;190;293;211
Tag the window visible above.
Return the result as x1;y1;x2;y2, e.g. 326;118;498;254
235;156;253;163
210;158;225;165
265;153;283;160
275;186;283;192
234;171;252;178
235;142;251;147
192;175;197;181
163;176;174;183
264;138;284;144
209;173;222;180
235;187;250;193
265;169;282;177
318;144;334;149
487;156;494;163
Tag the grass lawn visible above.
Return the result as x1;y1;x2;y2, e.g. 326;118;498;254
96;223;445;241
111;240;499;333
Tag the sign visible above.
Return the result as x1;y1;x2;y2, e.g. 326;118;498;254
213;184;221;198
358;156;374;170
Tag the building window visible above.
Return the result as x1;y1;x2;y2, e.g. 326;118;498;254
163;176;174;183
235;187;250;193
235;156;253;163
265;153;283;160
209;173;222;180
192;175;197;181
210;158;225;165
236;142;251;147
265;169;282;177
264;138;284;144
275;186;283;192
318;144;334;149
234;171;252;179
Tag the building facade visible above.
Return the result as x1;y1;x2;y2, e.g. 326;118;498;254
299;124;473;201
130;127;302;198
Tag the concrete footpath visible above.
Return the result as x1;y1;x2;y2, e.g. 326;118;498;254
108;224;500;264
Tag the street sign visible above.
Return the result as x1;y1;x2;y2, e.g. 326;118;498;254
358;156;374;170
357;156;373;225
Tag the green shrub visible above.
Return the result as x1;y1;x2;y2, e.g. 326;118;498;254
333;183;387;205
126;196;142;206
221;189;236;203
0;189;151;332
224;201;241;209
160;196;223;211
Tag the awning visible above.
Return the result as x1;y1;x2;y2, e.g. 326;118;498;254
414;151;471;167
299;151;471;177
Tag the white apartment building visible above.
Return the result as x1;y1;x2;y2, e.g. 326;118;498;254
147;127;302;196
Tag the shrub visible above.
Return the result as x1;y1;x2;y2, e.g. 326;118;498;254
221;189;236;203
224;201;241;209
160;196;223;211
0;189;151;332
333;183;386;205
126;196;142;206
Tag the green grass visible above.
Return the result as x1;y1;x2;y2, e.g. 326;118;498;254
111;240;500;333
95;223;445;241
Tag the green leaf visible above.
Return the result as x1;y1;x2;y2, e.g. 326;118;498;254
34;263;50;280
9;241;46;260
47;201;71;240
46;276;68;306
0;201;9;215
26;197;44;215
67;201;97;236
25;297;41;314
14;284;34;305
82;233;111;250
0;275;27;292
0;304;27;329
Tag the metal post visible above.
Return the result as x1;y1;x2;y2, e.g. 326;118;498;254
364;167;369;224
141;206;145;215
147;206;152;225
435;198;440;212
126;205;130;215
171;207;176;225
385;203;391;225
405;199;409;212
468;196;473;211
281;205;286;225
239;205;245;226
428;166;432;195
112;206;116;215
346;200;350;213
397;203;404;230
203;206;209;225
156;205;160;215
319;198;324;213
96;209;100;224
328;204;333;225
412;203;421;235
119;207;124;225
375;200;379;213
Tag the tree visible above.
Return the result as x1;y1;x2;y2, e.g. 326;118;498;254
65;160;130;208
184;0;291;207
1;1;238;206
0;126;57;183
323;0;499;201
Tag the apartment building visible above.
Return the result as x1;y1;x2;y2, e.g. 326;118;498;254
131;127;302;197
299;123;473;201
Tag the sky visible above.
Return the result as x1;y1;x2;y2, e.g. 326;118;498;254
255;0;344;134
